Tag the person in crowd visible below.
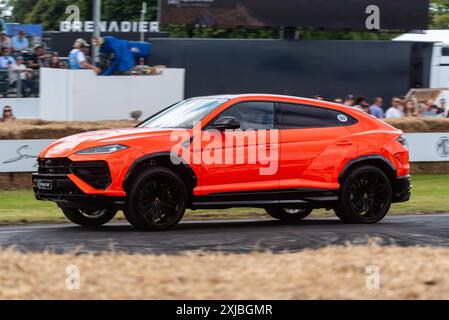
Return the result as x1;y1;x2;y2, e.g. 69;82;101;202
385;97;404;119
49;54;63;69
9;56;35;97
361;102;370;114
0;32;11;50
0;105;16;122
0;47;16;70
333;97;344;104
344;94;355;107
28;45;51;70
68;38;100;73
421;99;438;117
438;98;447;116
404;101;420;117
11;30;29;53
353;96;367;111
369;97;385;119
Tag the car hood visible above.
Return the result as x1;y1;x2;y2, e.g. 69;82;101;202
40;128;188;158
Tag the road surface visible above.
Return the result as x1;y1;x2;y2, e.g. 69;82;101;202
1;214;449;254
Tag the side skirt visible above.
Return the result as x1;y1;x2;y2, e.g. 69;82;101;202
190;189;339;210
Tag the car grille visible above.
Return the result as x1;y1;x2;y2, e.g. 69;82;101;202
38;158;111;190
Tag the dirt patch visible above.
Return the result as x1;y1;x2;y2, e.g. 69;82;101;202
1;245;448;299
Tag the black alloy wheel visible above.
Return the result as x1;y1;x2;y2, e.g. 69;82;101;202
61;208;118;227
335;165;392;224
124;167;187;231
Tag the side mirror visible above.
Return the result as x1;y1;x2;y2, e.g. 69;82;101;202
210;116;241;131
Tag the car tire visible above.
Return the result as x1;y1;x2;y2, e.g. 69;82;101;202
265;207;313;222
335;165;392;224
124;167;187;231
61;208;118;227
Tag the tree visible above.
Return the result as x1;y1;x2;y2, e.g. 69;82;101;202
12;0;158;30
430;0;449;29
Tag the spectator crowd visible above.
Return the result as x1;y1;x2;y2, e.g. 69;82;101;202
315;94;449;119
0;30;65;97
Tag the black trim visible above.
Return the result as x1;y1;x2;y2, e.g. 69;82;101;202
32;173;124;210
392;175;412;203
191;188;338;209
338;155;397;182
122;152;198;191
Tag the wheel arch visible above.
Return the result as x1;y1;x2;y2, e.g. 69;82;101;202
123;152;198;197
338;155;397;185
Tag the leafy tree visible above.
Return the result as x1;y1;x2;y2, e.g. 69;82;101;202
430;0;449;28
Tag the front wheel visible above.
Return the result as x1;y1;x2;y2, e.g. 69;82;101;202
124;167;187;231
61;208;118;227
335;165;392;224
265;207;313;222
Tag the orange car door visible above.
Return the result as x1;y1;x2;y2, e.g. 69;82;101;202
199;101;279;196
278;103;356;190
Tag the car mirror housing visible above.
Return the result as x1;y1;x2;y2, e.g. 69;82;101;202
210;116;241;131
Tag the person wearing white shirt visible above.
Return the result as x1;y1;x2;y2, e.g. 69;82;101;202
385;98;404;119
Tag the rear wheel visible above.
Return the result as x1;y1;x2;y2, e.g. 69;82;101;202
124;167;187;231
335;165;392;224
265;207;313;222
61;208;118;227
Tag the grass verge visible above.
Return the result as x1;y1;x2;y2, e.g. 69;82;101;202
0;174;448;225
1;245;448;299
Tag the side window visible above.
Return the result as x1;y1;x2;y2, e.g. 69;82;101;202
280;103;357;129
216;102;275;130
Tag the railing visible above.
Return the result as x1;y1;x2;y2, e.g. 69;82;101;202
0;69;39;98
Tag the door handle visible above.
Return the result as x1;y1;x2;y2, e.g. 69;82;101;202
336;140;353;147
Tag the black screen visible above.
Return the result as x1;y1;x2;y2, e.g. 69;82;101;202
160;0;429;31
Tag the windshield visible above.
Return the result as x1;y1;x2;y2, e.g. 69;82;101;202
139;98;228;129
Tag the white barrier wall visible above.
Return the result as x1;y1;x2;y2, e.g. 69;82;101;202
39;68;185;121
0;98;40;119
404;133;449;161
1;134;449;173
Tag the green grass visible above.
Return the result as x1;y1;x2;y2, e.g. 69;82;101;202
0;174;447;225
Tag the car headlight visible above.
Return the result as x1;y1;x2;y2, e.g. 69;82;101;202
76;144;129;155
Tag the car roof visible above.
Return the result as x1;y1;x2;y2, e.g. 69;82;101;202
193;93;359;113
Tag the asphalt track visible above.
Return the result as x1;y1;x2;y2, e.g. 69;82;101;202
0;214;449;254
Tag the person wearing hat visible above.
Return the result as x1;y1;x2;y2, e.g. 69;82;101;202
68;38;100;74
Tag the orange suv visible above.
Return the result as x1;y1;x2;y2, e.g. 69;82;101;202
33;94;411;230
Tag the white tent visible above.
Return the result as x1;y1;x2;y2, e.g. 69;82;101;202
393;30;449;44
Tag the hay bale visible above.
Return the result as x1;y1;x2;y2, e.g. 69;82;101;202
0;120;135;140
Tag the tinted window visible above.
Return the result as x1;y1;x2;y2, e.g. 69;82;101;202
215;102;275;130
280;103;356;129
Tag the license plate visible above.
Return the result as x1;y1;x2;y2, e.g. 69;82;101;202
37;180;53;190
